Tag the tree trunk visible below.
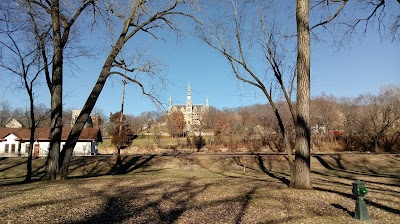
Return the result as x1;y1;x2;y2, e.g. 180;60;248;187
294;0;311;189
45;0;63;181
374;138;379;152
25;142;33;182
116;147;122;167
273;108;295;186
58;41;124;179
24;95;36;182
284;134;295;187
58;72;108;179
116;77;127;168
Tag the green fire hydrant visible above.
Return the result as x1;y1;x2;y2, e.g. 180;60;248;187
352;180;369;220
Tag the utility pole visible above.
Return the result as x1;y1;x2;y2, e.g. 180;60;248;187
116;74;127;166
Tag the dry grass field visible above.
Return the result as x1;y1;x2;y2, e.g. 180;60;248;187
0;153;399;223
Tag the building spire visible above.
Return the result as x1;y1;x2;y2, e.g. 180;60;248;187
187;83;191;97
186;83;192;105
168;96;172;112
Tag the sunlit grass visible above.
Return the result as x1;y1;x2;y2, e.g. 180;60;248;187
0;154;399;223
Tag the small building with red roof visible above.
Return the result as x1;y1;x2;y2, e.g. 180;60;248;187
0;127;102;157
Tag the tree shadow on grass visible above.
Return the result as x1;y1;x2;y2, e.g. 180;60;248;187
314;186;400;215
68;157;109;173
65;179;213;224
0;156;157;185
107;155;156;175
0;160;27;172
234;186;257;224
0;158;47;186
66;156;114;178
312;169;400;194
314;155;400;179
64;178;264;224
331;203;354;217
314;155;335;170
256;155;290;186
67;155;157;180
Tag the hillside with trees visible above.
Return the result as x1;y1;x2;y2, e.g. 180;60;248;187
2;84;397;153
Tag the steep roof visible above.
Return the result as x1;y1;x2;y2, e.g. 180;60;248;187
5;118;23;128
0;127;102;142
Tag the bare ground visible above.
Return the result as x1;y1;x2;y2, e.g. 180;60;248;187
0;153;399;224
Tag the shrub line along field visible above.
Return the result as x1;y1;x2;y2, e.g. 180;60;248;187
0;153;399;223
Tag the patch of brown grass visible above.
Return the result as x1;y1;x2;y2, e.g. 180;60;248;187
0;154;399;223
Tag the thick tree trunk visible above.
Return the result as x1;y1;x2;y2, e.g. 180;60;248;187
58;42;124;179
45;0;63;181
294;0;311;189
58;72;108;179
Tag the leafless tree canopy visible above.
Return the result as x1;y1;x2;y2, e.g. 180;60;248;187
198;0;299;185
310;0;400;43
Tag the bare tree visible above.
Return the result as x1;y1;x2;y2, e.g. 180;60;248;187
309;1;400;44
310;94;343;133
0;12;43;182
2;0;198;180
3;0;99;180
0;101;12;127
59;0;198;179
351;85;400;152
124;114;142;134
199;0;297;185
200;106;218;135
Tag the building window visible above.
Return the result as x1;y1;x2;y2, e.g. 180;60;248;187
11;144;16;153
5;144;9;153
83;145;87;155
26;144;30;151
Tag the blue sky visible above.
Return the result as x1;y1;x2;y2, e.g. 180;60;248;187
1;2;399;116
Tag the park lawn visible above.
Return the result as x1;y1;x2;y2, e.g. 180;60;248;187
0;154;399;223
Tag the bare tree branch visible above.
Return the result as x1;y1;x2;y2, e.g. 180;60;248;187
310;0;348;31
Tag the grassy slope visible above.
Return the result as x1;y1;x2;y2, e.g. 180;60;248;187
0;154;399;223
99;135;215;148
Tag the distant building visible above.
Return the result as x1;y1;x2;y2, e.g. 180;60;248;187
70;110;93;128
5;118;23;128
167;84;209;131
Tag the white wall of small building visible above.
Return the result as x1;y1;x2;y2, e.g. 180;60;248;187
0;134;98;157
0;134;22;155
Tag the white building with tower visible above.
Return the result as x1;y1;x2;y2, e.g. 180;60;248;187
167;84;209;131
